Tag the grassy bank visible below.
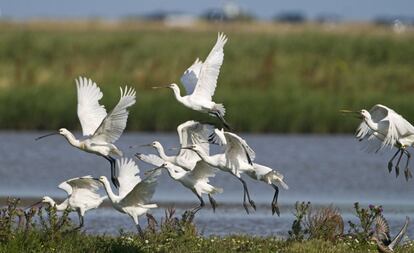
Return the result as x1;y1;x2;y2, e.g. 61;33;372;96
1;21;414;132
1;199;413;253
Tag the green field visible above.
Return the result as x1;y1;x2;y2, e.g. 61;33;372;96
1;21;414;132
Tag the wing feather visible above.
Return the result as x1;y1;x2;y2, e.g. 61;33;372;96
136;153;164;167
192;33;227;101
76;77;107;136
91;86;136;143
117;158;141;199
180;58;202;95
120;169;161;206
189;160;217;181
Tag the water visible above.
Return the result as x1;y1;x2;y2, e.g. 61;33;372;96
0;131;413;237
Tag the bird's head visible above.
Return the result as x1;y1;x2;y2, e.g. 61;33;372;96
151;141;162;150
41;196;53;204
97;176;107;183
360;109;370;120
58;128;71;136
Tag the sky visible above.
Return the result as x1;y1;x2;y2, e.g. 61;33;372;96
0;0;413;21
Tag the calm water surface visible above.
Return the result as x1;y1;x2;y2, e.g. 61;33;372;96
0;132;413;236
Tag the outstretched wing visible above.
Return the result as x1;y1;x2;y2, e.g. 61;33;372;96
91;86;136;144
117;158;141;199
224;131;255;165
76;77;107;136
64;176;104;208
388;216;410;250
136;153;164;167
180;58;203;95
120;169;161;206
177;121;213;167
192;33;227;101
189;160;217;181
375;214;391;239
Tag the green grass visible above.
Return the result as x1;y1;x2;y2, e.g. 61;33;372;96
1;22;414;132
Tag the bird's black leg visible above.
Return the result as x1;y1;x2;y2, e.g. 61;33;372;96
403;149;412;180
271;184;280;216
73;211;84;230
388;149;402;173
208;194;217;213
395;150;404;178
191;192;205;215
104;156;119;188
238;177;256;213
136;224;145;239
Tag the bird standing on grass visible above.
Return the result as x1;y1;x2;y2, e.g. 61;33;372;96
153;33;230;129
96;158;160;238
29;176;106;229
136;153;221;214
370;214;409;253
341;104;414;180
36;77;136;188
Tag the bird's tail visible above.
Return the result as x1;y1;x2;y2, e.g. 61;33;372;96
211;186;223;194
269;171;289;190
212;103;231;130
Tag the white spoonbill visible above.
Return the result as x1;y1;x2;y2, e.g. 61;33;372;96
96;157;160;237
136;153;221;213
342;104;414;180
371;214;409;253
139;120;212;171
36;77;136;188
153;33;230;129
182;129;257;214
30;176;106;229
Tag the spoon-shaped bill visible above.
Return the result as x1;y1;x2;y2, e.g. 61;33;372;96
152;85;170;89
25;200;42;210
35;132;59;141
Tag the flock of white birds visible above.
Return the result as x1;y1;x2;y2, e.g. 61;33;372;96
28;33;414;238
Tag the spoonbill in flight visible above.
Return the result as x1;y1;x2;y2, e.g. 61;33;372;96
153;33;230;129
138;120;212;171
370;214;409;253
28;176;106;229
182;129;258;214
341;104;414;180
208;129;288;215
36;77;136;188
96;158;160;237
136;153;221;214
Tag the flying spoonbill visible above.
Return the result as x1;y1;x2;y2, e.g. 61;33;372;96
138;120;212;171
136;153;221;213
153;33;230;129
342;104;414;180
29;176;106;229
96;157;160;237
182;129;257;214
36;77;136;188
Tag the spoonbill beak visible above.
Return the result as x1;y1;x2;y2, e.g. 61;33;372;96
167;147;180;151
129;144;152;149
144;165;164;176
339;109;362;119
35;132;59;141
25;200;42;210
152;85;170;89
181;146;195;150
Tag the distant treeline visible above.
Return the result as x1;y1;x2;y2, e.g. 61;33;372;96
0;22;414;133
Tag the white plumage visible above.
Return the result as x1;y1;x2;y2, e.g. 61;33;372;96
153;33;230;129
344;104;414;180
136;153;221;213
40;176;106;229
97;157;160;236
36;76;137;188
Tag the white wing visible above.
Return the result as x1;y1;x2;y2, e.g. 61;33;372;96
224;131;256;166
91;86;136;144
388;216;410;250
177;121;213;167
76;77;107;136
188;160;217;182
117;158;141;199
191;33;227;101
120;169;161;206
64;176;105;209
136;153;164;167
180;58;203;95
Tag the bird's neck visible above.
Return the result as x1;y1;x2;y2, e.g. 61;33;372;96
195;151;217;167
172;88;186;104
156;145;172;161
101;179;120;203
63;131;81;148
364;116;379;131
